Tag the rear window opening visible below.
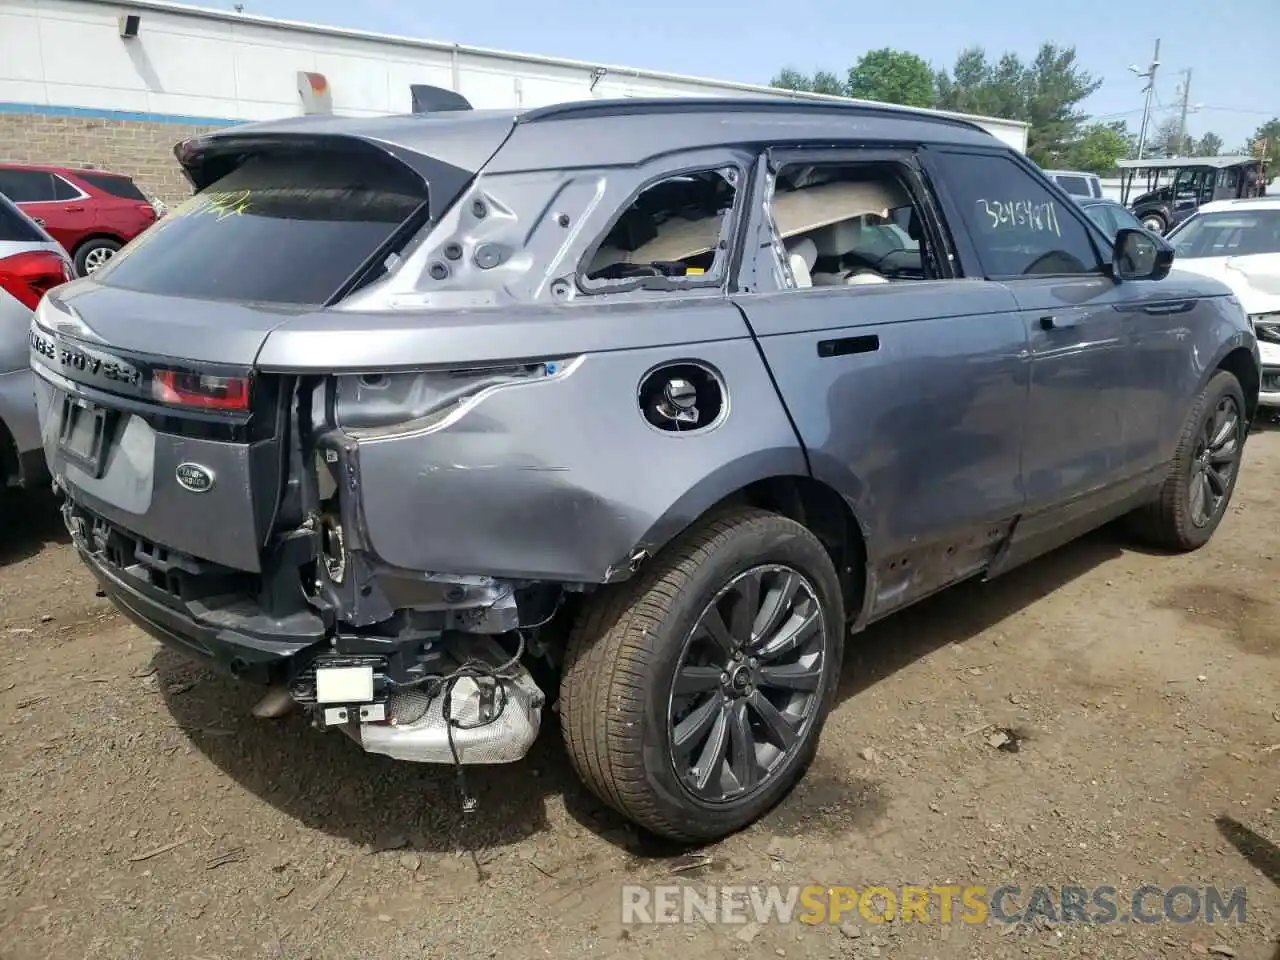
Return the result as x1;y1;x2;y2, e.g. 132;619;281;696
92;149;430;306
580;168;738;288
769;160;939;286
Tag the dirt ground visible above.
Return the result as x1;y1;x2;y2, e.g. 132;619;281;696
2;426;1279;960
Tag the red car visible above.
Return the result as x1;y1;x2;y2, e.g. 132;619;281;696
0;163;160;277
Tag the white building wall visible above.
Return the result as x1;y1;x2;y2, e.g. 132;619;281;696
0;0;1029;150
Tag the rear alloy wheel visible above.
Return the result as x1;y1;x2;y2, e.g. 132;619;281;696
559;508;844;842
1127;369;1246;551
670;564;828;803
74;238;121;277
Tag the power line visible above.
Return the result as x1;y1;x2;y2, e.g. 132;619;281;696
1131;39;1160;161
1195;105;1278;116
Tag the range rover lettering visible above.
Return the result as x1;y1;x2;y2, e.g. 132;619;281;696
29;97;1261;841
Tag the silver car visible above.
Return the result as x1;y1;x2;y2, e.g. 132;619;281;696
28;98;1261;841
1;192;72;489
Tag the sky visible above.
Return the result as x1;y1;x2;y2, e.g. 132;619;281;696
236;0;1277;149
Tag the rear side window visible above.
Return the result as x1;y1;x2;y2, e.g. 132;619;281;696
0;169;56;203
0;196;45;242
93;150;428;305
51;175;81;201
78;172;148;201
938;152;1103;278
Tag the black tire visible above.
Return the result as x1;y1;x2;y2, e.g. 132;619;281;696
73;238;121;277
559;507;845;843
1126;369;1247;551
1140;212;1168;235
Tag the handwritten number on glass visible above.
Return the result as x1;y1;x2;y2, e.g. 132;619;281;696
172;189;254;222
977;198;1061;238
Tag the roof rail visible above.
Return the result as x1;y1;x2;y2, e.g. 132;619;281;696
516;97;989;136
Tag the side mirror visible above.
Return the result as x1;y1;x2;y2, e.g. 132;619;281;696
1112;227;1174;281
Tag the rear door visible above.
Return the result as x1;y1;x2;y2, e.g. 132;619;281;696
729;146;1030;619
73;171;158;241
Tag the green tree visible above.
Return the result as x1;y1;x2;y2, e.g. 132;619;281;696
1063;121;1130;174
932;44;1100;166
845;48;936;108
1248;117;1280;167
1193;132;1223;157
772;41;1107;169
1021;45;1103;166
1150;116;1192;157
769;67;845;96
770;67;811;92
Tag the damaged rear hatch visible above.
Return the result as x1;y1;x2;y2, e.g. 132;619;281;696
30;115;514;586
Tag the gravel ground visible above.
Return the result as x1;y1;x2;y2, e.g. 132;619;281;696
1;424;1278;960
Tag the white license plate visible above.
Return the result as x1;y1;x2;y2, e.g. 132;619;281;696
314;666;374;704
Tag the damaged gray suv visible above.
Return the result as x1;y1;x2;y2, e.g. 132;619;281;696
29;97;1261;842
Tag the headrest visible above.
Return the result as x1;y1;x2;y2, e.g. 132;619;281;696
785;236;817;270
813;220;866;257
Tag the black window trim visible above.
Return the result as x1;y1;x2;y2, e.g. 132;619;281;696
920;144;1114;282
739;143;961;292
574;150;751;298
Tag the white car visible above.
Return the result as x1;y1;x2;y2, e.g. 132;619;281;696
1165;197;1280;408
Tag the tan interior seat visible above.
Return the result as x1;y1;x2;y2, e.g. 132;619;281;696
785;237;817;289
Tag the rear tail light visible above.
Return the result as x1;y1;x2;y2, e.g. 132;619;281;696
138;203;158;220
0;251;73;311
153;370;251;412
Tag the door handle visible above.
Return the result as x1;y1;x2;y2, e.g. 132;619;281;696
1141;300;1195;316
64;205;85;212
1039;314;1079;331
817;334;880;358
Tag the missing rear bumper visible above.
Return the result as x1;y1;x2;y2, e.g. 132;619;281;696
343;638;545;765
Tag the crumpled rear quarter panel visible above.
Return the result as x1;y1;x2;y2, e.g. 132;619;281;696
333;303;806;583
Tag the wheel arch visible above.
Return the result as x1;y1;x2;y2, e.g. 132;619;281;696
71;232;125;255
1215;345;1260;422
632;467;869;622
0;417;16;487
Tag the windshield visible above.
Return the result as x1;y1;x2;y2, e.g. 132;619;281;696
1167;209;1280;258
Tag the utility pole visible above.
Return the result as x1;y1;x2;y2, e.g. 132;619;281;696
1131;39;1161;161
1175;68;1193;156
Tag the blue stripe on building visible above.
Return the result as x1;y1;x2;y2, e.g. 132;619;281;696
0;101;239;127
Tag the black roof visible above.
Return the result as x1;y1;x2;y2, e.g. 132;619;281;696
517;97;989;136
